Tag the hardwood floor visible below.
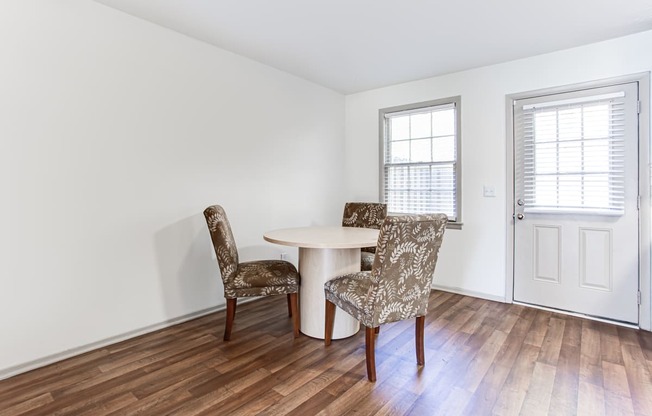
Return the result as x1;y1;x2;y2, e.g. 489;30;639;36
2;291;652;415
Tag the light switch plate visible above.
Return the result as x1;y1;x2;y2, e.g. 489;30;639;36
483;185;496;197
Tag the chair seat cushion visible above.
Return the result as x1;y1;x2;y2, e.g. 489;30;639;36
233;260;300;288
361;252;374;271
324;271;375;327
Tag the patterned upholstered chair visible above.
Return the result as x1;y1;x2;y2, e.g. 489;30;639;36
341;202;387;271
324;214;447;381
203;205;301;341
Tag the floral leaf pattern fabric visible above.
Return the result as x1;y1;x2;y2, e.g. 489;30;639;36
341;202;387;229
341;202;387;270
203;205;300;299
325;214;447;328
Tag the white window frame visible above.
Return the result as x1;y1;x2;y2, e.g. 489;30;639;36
379;96;462;228
518;90;628;216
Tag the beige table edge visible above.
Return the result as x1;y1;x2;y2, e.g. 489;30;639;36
263;226;379;339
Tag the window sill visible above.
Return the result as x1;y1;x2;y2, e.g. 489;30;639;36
447;222;463;230
387;212;462;230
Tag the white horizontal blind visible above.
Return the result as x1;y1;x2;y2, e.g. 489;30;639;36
520;92;626;214
383;103;457;219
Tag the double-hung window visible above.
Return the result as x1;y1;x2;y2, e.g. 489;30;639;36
380;96;461;225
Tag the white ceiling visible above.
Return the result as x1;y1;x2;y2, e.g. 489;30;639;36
94;0;652;94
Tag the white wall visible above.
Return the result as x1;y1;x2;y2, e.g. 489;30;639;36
345;30;652;303
0;0;345;376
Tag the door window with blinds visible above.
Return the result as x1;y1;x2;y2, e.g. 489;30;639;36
515;88;628;215
380;96;461;223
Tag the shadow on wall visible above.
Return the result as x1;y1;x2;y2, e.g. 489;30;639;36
152;213;299;321
239;244;294;263
153;213;223;320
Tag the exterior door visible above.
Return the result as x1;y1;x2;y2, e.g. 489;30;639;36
513;82;640;324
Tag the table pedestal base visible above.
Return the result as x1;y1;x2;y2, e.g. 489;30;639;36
298;247;361;339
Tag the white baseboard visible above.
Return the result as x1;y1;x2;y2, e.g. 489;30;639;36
0;303;231;381
431;283;506;303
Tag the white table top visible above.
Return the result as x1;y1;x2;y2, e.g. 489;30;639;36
263;226;379;249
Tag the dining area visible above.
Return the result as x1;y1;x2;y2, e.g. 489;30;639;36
203;202;448;382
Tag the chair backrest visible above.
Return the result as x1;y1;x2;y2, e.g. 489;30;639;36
341;202;387;229
203;205;239;284
342;202;387;254
369;214;447;325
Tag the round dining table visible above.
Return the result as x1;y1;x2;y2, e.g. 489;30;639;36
263;226;379;339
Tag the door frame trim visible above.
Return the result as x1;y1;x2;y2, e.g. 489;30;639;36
505;72;651;331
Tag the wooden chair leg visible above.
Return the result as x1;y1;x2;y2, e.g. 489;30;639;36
416;315;425;366
375;326;380;335
286;293;293;317
324;300;336;346
224;298;237;341
289;292;300;338
365;326;377;382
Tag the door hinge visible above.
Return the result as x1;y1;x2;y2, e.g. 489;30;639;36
638;291;642;305
638;195;641;210
637;100;641;114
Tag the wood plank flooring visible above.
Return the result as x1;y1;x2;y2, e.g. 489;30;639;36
1;291;652;415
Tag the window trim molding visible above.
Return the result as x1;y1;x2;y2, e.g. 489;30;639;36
378;96;462;228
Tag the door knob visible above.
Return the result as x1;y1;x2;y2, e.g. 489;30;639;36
517;213;524;220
